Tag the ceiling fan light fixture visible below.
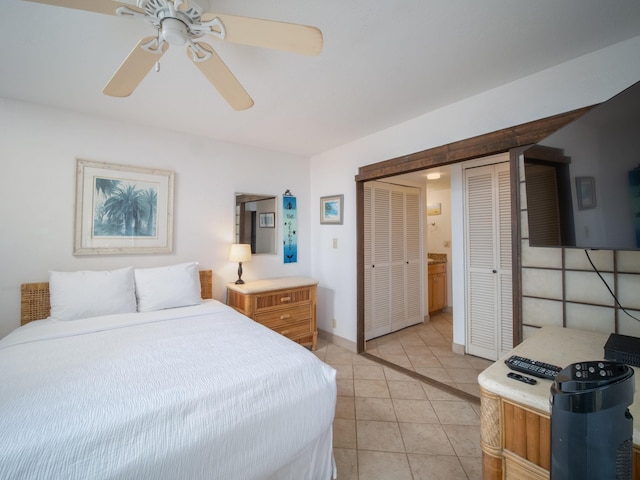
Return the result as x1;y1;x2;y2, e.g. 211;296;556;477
161;17;189;46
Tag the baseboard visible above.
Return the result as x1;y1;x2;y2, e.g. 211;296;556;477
317;329;357;353
452;342;465;355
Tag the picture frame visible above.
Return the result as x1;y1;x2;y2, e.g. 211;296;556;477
320;194;344;225
427;202;442;215
575;176;597;210
74;159;175;255
259;212;275;228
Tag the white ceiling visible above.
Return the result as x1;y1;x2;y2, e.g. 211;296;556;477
2;1;640;157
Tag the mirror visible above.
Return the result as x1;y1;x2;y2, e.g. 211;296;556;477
235;193;277;254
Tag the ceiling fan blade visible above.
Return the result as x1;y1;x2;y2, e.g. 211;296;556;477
188;41;254;111
202;13;323;56
175;0;190;11
22;0;142;16
103;37;169;97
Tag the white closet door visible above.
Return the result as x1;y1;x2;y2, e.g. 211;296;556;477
366;186;393;340
364;184;373;336
404;189;422;328
390;189;407;331
465;162;512;360
364;181;423;341
496;166;513;358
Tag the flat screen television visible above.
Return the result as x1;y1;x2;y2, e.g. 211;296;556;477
524;79;640;251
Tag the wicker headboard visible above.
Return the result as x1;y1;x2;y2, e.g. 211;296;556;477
20;270;213;325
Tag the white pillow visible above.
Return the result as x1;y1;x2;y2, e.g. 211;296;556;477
134;262;201;312
49;267;137;321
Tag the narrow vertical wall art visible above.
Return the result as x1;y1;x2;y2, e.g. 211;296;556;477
283;191;298;263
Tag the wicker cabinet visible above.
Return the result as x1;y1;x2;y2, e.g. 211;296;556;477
227;277;318;350
428;262;447;313
479;327;640;480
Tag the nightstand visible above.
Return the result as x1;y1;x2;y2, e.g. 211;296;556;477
227;277;318;350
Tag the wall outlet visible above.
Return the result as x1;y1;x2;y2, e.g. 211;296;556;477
443;240;451;248
333;238;338;249
332;318;337;328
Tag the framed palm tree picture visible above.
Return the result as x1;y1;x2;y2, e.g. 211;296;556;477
74;159;174;255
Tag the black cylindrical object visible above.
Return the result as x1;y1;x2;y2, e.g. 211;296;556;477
550;361;634;480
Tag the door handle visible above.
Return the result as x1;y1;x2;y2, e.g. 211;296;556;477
492;270;497;273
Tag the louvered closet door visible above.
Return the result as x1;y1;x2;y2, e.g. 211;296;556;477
465;162;513;360
364;181;423;341
364;184;373;337
404;190;422;328
364;185;392;340
496;165;513;358
390;190;407;331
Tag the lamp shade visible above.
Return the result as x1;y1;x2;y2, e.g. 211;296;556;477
229;244;252;263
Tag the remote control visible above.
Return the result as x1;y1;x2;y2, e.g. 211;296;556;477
505;355;562;380
507;372;537;385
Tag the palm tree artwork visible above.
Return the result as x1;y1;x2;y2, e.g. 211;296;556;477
92;177;159;238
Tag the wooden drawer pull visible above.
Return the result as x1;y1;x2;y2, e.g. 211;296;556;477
280;314;291;320
280;297;291;303
281;329;291;335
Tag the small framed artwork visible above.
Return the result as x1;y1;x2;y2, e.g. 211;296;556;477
576;176;597;210
259;212;275;228
320;194;344;225
74;159;174;255
427;202;441;215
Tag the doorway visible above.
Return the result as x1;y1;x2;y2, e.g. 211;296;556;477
363;159;509;398
363;166;490;396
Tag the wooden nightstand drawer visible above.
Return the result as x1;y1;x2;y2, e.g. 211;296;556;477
255;287;311;311
227;277;318;350
254;304;312;326
269;320;313;340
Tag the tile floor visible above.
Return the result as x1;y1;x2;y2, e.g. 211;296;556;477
365;310;493;399
313;310;494;480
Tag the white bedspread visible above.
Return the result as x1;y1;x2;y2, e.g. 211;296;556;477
0;301;337;480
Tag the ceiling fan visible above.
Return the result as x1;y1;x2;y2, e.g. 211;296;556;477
23;0;323;110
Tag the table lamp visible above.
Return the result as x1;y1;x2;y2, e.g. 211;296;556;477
229;244;252;284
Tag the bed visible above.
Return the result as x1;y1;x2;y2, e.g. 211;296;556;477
0;265;337;480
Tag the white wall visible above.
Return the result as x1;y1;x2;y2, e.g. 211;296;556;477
0;100;311;338
310;35;640;345
3;35;640;344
